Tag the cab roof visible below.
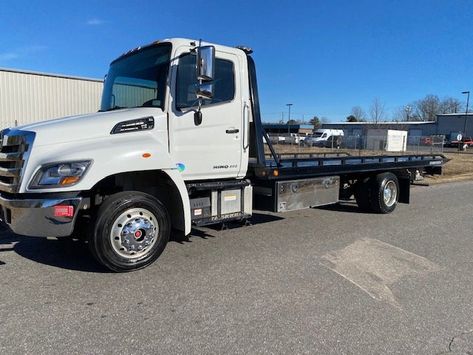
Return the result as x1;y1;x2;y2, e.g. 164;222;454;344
113;38;251;64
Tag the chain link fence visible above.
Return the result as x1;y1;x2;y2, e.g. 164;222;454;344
265;133;445;155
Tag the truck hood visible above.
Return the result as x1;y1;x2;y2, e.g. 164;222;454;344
16;108;165;147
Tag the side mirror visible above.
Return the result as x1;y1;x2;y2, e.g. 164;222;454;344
196;46;215;81
196;83;213;100
193;44;215;126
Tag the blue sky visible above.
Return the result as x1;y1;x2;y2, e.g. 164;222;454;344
1;0;472;122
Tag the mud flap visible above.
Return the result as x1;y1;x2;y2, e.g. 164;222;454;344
398;178;410;204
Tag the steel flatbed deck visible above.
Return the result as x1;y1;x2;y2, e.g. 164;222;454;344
250;153;448;180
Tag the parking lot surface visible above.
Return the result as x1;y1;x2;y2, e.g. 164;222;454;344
1;181;473;354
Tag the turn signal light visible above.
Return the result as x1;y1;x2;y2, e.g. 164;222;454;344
60;176;81;185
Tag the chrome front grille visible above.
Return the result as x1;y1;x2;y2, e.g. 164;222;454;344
0;129;35;193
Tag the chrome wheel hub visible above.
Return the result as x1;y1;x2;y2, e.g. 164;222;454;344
383;181;397;207
110;208;158;259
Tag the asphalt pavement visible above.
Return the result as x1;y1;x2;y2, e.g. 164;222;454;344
1;181;473;354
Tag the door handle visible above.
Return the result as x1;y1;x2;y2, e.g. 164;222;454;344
226;128;239;134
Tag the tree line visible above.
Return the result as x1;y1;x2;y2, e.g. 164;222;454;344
272;94;468;128
346;95;467;123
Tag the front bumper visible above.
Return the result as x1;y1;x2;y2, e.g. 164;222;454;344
0;194;83;237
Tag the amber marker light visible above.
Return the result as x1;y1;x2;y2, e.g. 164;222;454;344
273;169;279;177
142;153;152;158
60;176;81;185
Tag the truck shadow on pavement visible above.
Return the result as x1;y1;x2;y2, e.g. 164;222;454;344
170;212;283;243
317;201;376;214
0;212;283;272
1;232;104;272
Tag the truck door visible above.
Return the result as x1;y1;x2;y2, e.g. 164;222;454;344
169;47;244;180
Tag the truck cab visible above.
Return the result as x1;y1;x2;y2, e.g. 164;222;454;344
100;39;250;181
0;39;256;271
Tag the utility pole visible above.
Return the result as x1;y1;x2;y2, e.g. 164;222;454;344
405;105;411;121
286;103;293;134
462;91;470;135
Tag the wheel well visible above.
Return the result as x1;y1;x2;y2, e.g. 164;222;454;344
340;169;411;204
90;170;186;232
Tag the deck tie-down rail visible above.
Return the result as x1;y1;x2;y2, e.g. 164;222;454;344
265;154;448;169
251;153;448;179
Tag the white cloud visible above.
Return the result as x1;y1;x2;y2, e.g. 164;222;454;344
86;18;104;26
0;45;47;64
0;52;19;62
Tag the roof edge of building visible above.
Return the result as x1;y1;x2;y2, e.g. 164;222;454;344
322;121;436;125
0;67;103;83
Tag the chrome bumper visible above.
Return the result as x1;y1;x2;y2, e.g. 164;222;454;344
0;195;83;237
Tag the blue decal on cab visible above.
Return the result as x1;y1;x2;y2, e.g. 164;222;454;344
176;163;186;172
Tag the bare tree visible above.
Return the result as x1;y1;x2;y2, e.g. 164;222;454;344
350;106;366;121
413;95;441;121
369;98;386;123
439;97;463;114
392;106;410;122
309;116;321;129
346;115;358;122
394;95;464;123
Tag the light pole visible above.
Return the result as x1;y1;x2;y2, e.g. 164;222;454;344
462;91;470;136
405;105;412;121
286;103;293;134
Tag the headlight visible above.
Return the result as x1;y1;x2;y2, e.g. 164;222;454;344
29;161;91;189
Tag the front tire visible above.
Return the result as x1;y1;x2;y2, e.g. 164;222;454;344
89;191;170;272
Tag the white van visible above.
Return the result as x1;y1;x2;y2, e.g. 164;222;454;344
304;129;344;147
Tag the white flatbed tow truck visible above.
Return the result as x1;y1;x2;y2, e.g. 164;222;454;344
0;38;447;271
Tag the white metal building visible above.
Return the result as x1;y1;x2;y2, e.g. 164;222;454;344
0;68;103;129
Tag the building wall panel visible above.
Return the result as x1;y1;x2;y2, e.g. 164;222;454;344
0;69;103;129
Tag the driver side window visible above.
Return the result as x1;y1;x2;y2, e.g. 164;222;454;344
175;54;235;109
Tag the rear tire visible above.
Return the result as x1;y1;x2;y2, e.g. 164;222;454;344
89;191;170;272
369;172;399;214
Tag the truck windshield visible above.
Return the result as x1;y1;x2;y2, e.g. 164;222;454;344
100;43;172;111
